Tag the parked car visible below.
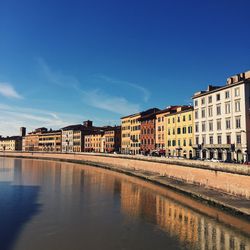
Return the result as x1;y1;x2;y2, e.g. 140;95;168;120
211;158;224;163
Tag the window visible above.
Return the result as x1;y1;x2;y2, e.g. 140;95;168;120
202;122;206;132
202;136;206;144
172;140;176;146
177;128;181;134
178;140;181;146
194;100;198;107
235;87;240;97
195;136;199;145
168;129;170;135
226;135;231;144
235;100;240;112
189;114;191;121
216;105;221;115
225;103;230;114
183;115;186;122
188;126;192;133
195;123;199;133
209;121;213;131
158;117;161;122
182;127;186;134
217;135;222;144
236;134;241;144
201;108;206;118
216;94;220;101
201;98;205;105
195;110;198;119
173;129;175;135
168;140;171;146
183;139;186;146
177;116;180;122
172;118;175;123
226;119;231;130
209;136;213;144
225;91;230;99
189;139;192;146
216;119;221;130
235;117;241;129
208;96;212;103
208;106;213;117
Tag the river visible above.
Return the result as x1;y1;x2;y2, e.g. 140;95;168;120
0;157;249;250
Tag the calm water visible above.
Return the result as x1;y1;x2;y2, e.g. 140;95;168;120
0;157;249;250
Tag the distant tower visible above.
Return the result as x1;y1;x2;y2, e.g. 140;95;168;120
83;120;93;127
20;127;26;137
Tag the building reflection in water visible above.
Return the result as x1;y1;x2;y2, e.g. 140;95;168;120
0;157;249;250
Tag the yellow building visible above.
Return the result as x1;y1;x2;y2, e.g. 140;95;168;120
38;130;61;152
130;114;141;155
0;136;22;151
165;106;194;159
121;112;141;154
84;132;104;153
155;106;179;152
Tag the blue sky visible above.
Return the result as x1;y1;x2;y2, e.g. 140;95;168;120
0;0;250;136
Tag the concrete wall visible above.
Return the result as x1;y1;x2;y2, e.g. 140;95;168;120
0;151;250;199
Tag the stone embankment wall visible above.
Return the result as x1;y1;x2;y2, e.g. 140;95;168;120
1;151;250;199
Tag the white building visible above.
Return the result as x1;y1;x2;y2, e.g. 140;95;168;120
193;70;250;162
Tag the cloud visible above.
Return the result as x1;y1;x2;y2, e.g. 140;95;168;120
37;57;79;88
0;103;84;136
97;75;150;102
0;82;23;99
80;89;140;116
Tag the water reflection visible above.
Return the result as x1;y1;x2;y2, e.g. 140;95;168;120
0;157;249;250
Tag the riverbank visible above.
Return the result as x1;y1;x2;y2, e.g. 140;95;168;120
0;151;250;218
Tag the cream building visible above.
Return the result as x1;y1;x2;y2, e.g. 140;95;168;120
193;70;250;162
38;130;61;152
121;112;141;154
165;106;194;159
0;136;22;151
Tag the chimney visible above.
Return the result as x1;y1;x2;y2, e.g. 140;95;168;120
20;127;26;137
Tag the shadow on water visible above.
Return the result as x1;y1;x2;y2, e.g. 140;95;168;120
0;182;41;250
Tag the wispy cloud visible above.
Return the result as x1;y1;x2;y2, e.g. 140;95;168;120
0;82;23;99
97;75;150;102
79;89;140;115
37;57;79;88
38;58;142;116
0;103;84;136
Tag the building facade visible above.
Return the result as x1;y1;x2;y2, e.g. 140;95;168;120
103;126;121;153
155;106;179;153
165;106;194;159
38;130;62;152
22;127;47;151
61;120;96;153
193;71;250;162
84;132;104;153
121;113;141;154
140;108;160;155
0;136;22;151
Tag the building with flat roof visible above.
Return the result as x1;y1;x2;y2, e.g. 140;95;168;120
0;136;22;151
192;70;250;162
165;106;194;158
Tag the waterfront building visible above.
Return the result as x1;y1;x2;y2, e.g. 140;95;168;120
61;120;97;153
22;127;47;151
0;136;22;151
38;129;62;152
139;108;160;155
192;70;250;162
155;106;179;154
103;126;121;153
165;106;194;158
121;112;141;154
84;131;104;153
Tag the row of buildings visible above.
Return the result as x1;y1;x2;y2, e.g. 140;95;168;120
121;70;250;162
0;121;121;154
0;70;250;162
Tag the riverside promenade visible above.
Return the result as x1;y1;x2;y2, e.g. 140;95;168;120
0;151;250;218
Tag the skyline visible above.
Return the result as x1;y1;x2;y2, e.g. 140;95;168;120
1;0;250;136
